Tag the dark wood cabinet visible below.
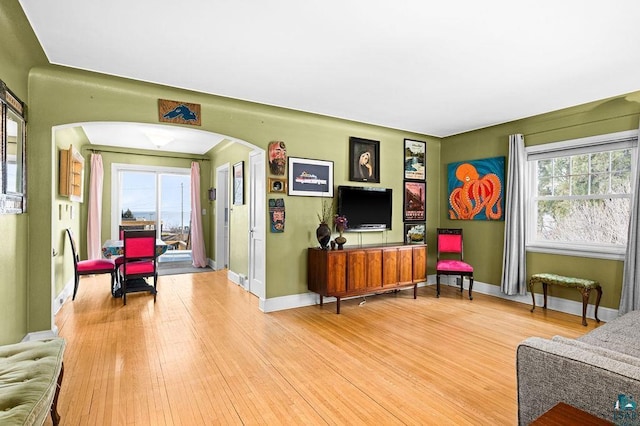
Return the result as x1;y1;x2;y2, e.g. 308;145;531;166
308;243;427;313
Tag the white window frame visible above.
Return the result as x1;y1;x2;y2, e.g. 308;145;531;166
525;130;638;261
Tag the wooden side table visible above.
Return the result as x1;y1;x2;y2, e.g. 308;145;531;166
528;273;602;326
531;402;614;425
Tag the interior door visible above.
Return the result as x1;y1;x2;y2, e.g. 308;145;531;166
215;164;230;270
248;150;266;299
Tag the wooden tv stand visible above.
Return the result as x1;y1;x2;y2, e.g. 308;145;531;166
307;243;427;313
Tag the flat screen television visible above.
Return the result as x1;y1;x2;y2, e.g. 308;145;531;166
337;185;392;231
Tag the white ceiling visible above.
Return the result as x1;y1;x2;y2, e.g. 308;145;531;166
19;0;640;153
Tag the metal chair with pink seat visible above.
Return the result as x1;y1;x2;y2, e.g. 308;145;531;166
118;229;158;305
435;228;474;300
66;228;117;300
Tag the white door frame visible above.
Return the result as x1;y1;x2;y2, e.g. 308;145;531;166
248;150;266;300
215;164;230;270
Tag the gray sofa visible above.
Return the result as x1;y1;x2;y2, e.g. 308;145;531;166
517;310;640;425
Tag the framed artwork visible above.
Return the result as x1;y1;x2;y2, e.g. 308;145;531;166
404;138;426;180
288;157;333;197
268;177;287;193
268;141;287;176
233;161;244;205
404;222;426;244
158;99;201;126
447;156;504;220
349;136;380;183
404;181;426;222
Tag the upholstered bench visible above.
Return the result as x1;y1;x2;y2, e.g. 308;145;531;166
0;338;66;425
528;273;602;326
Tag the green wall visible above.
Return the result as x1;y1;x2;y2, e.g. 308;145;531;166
440;94;640;309
0;0;48;344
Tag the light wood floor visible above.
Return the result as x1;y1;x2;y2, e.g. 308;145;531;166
53;270;600;425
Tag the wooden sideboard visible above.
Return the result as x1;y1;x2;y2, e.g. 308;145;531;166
307;243;427;313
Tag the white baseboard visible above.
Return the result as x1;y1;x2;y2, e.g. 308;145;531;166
261;275;619;323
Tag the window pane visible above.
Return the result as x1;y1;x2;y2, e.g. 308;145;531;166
554;157;570;176
611;149;631;172
590;173;609;195
553;176;569;196
611;171;631;193
535;198;629;245
570;175;589;195
537;159;553;178
538;177;552;196
590;152;610;173
571;154;589;175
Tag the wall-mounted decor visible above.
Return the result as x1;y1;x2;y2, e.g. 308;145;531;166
0;79;26;214
404;181;426;222
59;144;85;203
268;141;287;176
349;137;380;183
158;99;201;126
404;139;426;181
268;177;287;193
233;161;244;205
447;156;504;220
269;198;285;232
404;222;425;244
288;157;333;197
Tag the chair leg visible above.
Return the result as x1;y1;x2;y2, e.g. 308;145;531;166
153;273;158;303
436;274;441;298
459;275;464;292
469;277;474;300
72;273;79;301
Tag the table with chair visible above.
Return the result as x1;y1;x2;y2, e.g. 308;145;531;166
102;231;167;304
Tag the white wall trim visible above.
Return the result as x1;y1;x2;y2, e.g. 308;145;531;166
260;275;618;323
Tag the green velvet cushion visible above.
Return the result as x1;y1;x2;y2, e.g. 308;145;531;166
529;273;599;289
0;338;65;425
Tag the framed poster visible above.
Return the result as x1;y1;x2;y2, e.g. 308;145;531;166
288;157;334;197
404;138;426;180
404;222;425;244
233;161;244;205
404;181;426;221
349;137;380;183
447;156;504;220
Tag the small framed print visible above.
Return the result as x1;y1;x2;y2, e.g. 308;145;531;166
233;161;244;205
404;222;425;244
404;139;426;180
288;157;334;197
349;137;380;183
404;181;426;221
268;178;287;193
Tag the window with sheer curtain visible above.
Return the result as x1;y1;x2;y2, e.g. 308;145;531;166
526;130;638;260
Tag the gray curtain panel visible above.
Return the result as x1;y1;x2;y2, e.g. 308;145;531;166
619;121;640;315
501;134;527;295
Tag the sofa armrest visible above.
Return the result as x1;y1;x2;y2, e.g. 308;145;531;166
517;337;640;425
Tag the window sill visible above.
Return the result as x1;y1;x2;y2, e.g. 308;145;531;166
526;243;625;261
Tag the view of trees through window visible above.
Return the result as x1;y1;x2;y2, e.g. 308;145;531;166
533;148;632;247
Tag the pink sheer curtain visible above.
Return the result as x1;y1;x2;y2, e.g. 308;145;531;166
87;153;103;259
190;162;207;267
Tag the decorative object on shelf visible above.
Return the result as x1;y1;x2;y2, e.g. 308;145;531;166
447;156;504;220
334;214;348;250
330;240;336;250
268;141;287;175
404;180;426;222
349;136;380;183
269;198;285;232
158;98;201;126
404;138;426;181
233;161;244;205
288;157;334;197
316;198;334;249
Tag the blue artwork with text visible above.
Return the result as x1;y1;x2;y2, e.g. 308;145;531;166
163;104;198;121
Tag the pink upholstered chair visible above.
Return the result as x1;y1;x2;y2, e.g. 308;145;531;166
66;228;116;300
118;229;158;305
436;228;474;300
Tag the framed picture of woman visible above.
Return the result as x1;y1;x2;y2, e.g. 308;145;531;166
349;137;380;183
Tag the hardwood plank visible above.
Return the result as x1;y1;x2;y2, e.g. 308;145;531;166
53;271;597;425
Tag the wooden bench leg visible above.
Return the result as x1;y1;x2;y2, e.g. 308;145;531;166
595;286;602;323
578;287;591;326
51;362;64;426
529;280;536;312
542;283;548;309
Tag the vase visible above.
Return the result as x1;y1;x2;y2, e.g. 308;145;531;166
335;230;347;250
316;223;331;250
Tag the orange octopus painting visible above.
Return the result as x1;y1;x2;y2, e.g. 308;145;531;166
447;156;504;220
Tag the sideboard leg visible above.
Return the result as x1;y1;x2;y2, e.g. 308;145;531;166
336;297;341;314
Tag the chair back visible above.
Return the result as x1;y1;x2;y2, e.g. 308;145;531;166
437;228;464;260
65;228;80;268
123;229;156;261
